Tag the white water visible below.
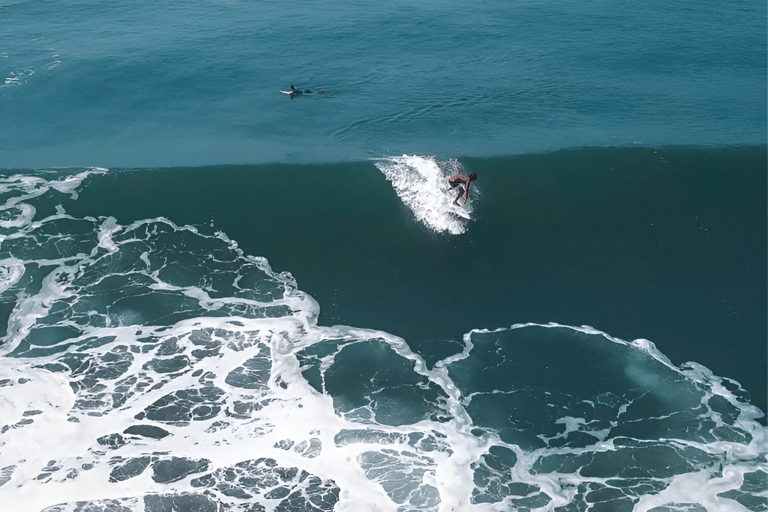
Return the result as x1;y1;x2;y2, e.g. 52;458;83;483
376;155;474;235
0;170;765;512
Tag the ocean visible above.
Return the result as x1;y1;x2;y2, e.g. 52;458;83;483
1;0;766;511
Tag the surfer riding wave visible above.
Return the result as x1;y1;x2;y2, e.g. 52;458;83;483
447;172;477;207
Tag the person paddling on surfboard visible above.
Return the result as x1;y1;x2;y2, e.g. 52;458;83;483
288;85;303;98
285;85;326;99
447;172;477;206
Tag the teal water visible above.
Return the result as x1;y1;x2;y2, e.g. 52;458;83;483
60;146;768;412
1;0;765;166
1;0;766;510
0;149;765;511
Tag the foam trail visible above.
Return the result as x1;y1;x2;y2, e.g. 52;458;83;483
376;155;473;235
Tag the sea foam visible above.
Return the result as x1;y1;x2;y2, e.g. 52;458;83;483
0;169;765;512
376;155;473;235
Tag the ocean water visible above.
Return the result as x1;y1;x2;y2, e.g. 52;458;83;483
1;0;767;511
1;0;766;166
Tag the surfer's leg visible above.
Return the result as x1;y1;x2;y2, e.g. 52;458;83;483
452;186;465;205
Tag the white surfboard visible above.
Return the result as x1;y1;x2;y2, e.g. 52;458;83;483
449;204;471;219
445;189;471;219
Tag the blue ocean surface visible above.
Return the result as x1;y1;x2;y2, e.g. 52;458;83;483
0;0;766;511
1;0;765;166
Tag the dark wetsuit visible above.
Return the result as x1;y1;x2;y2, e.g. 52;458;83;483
448;173;474;205
288;85;326;99
288;85;303;98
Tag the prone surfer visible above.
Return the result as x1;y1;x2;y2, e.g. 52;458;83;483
287;85;326;99
447;172;477;206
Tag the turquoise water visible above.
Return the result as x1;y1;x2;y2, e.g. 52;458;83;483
1;0;765;166
0;0;766;511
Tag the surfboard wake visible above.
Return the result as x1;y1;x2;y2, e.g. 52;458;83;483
376;155;474;235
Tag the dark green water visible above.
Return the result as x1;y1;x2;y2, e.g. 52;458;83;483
66;145;767;417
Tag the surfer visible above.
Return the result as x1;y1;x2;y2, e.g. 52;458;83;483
286;85;326;99
288;85;303;98
447;172;477;206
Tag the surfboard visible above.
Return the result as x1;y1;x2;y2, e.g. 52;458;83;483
445;188;471;219
280;90;294;95
449;205;471;219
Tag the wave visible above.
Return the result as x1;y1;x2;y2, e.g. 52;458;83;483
0;168;765;511
376;155;473;235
